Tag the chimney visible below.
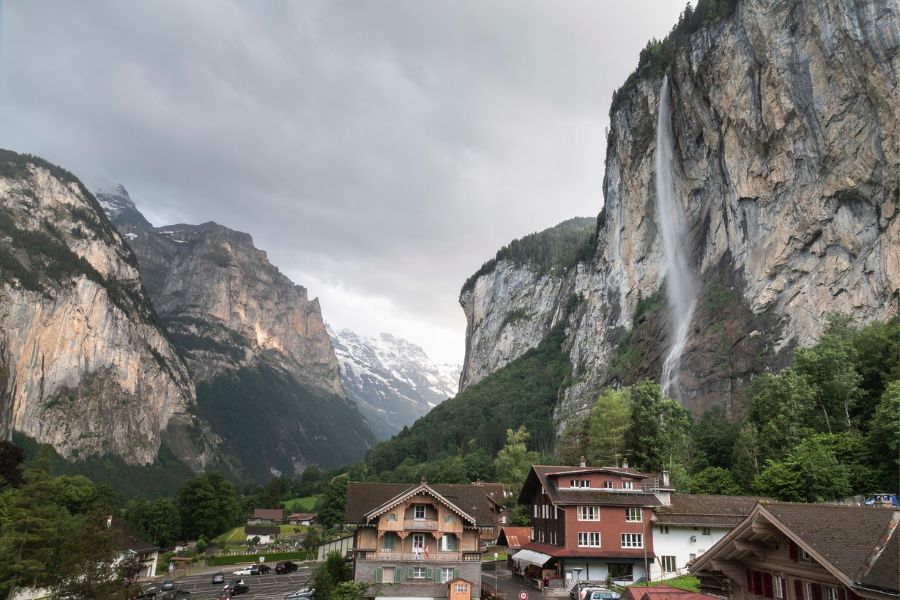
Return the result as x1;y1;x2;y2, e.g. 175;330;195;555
622;457;629;469
579;456;586;468
661;470;670;487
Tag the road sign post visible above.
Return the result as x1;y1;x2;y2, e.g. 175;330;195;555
520;591;529;600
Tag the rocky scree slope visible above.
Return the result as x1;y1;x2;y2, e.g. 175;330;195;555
97;187;375;479
0;151;205;467
459;0;899;423
329;326;459;440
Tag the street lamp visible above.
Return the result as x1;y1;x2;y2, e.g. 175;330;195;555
573;567;583;600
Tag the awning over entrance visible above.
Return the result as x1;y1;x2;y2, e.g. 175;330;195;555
513;549;553;567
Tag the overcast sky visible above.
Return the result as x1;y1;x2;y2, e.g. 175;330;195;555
0;1;686;365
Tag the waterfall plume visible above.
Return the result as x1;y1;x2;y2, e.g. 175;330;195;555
654;75;696;401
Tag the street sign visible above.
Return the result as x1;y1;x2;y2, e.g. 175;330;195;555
519;591;529;600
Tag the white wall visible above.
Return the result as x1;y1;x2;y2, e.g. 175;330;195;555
648;525;731;580
562;559;650;585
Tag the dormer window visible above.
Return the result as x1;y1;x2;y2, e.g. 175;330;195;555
622;481;634;490
604;481;615;489
414;504;426;520
570;479;591;488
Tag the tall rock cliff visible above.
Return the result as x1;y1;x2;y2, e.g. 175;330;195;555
329;326;460;440
460;0;899;423
0;151;201;466
95;190;374;480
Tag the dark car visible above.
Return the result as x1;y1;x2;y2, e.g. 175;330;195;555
135;586;161;600
212;572;225;584
258;563;272;574
276;561;298;574
224;580;250;596
161;580;175;591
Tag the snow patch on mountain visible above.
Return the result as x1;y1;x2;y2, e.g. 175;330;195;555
328;326;460;440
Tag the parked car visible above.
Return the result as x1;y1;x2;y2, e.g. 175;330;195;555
258;563;272;574
570;584;604;600
588;591;620;600
224;580;250;596
135;586;161;599
212;572;225;584
233;566;256;576
276;561;299;574
162;592;191;600
161;580;175;592
284;587;314;600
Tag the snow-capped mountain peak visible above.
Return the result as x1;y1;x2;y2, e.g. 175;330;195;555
328;326;460;440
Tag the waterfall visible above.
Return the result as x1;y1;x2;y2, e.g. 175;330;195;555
654;75;696;401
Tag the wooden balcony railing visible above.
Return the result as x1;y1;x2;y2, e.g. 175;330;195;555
404;519;439;530
357;550;465;562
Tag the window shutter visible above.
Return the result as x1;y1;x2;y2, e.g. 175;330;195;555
375;567;383;583
789;541;799;561
407;567;414;579
426;567;433;580
837;590;846;600
455;567;460;579
394;568;402;583
813;585;822;600
754;572;763;595
795;580;805;600
764;573;774;598
434;568;441;583
747;570;755;593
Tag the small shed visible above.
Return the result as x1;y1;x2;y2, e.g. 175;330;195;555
288;512;317;526
448;577;474;600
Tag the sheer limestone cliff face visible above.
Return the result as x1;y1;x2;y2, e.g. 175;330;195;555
0;157;196;464
460;0;899;422
124;223;344;396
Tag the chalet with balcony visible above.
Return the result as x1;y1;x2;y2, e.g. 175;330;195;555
516;464;664;586
345;481;504;599
689;503;899;600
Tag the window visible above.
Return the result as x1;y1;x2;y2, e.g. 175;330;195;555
381;567;395;583
621;533;643;548
824;588;837;600
701;527;711;535
540;530;545;543
625;508;642;522
414;504;426;520
412;567;427;579
382;532;397;551
775;576;784;600
658;525;670;534
660;556;677;572
577;506;600;521
604;481;615;489
689;553;696;561
570;479;591;488
455;583;468;593
441;567;455;583
387;513;397;521
800;549;813;562
623;481;634;490
805;583;813;600
534;505;538;518
412;534;425;554
530;528;534;541
439;534;458;552
578;532;601;547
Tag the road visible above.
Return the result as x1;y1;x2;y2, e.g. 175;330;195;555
148;564;314;599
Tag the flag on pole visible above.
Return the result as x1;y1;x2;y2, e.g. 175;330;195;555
424;544;429;559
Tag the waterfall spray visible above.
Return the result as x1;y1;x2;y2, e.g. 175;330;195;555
654;75;696;401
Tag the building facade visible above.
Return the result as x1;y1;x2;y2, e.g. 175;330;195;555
516;464;664;586
345;482;504;599
651;494;760;579
690;503;899;600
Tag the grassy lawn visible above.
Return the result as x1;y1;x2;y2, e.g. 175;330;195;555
630;575;700;592
482;548;507;562
212;526;248;546
282;495;322;512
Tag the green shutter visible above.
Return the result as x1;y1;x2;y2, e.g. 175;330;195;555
383;533;394;551
407;567;414;579
394;567;402;583
454;567;460;579
434;568;441;583
375;567;382;583
426;567;433;580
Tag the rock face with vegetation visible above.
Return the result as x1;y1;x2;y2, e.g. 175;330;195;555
0;151;199;465
459;0;899;421
98;193;375;480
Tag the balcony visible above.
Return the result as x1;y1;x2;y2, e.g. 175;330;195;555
404;519;439;530
357;551;463;561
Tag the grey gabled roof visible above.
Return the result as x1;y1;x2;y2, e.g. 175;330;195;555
653;494;762;527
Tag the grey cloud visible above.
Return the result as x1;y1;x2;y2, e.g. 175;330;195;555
0;0;687;360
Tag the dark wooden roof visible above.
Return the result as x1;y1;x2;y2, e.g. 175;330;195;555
653;494;762;527
519;465;661;507
251;508;284;521
110;518;157;553
245;525;281;536
344;481;504;526
764;503;899;593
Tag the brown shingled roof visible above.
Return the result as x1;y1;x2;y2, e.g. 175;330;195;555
498;527;531;549
251;508;284;521
763;503;899;593
653;494;762;527
344;481;504;526
520;465;661;507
